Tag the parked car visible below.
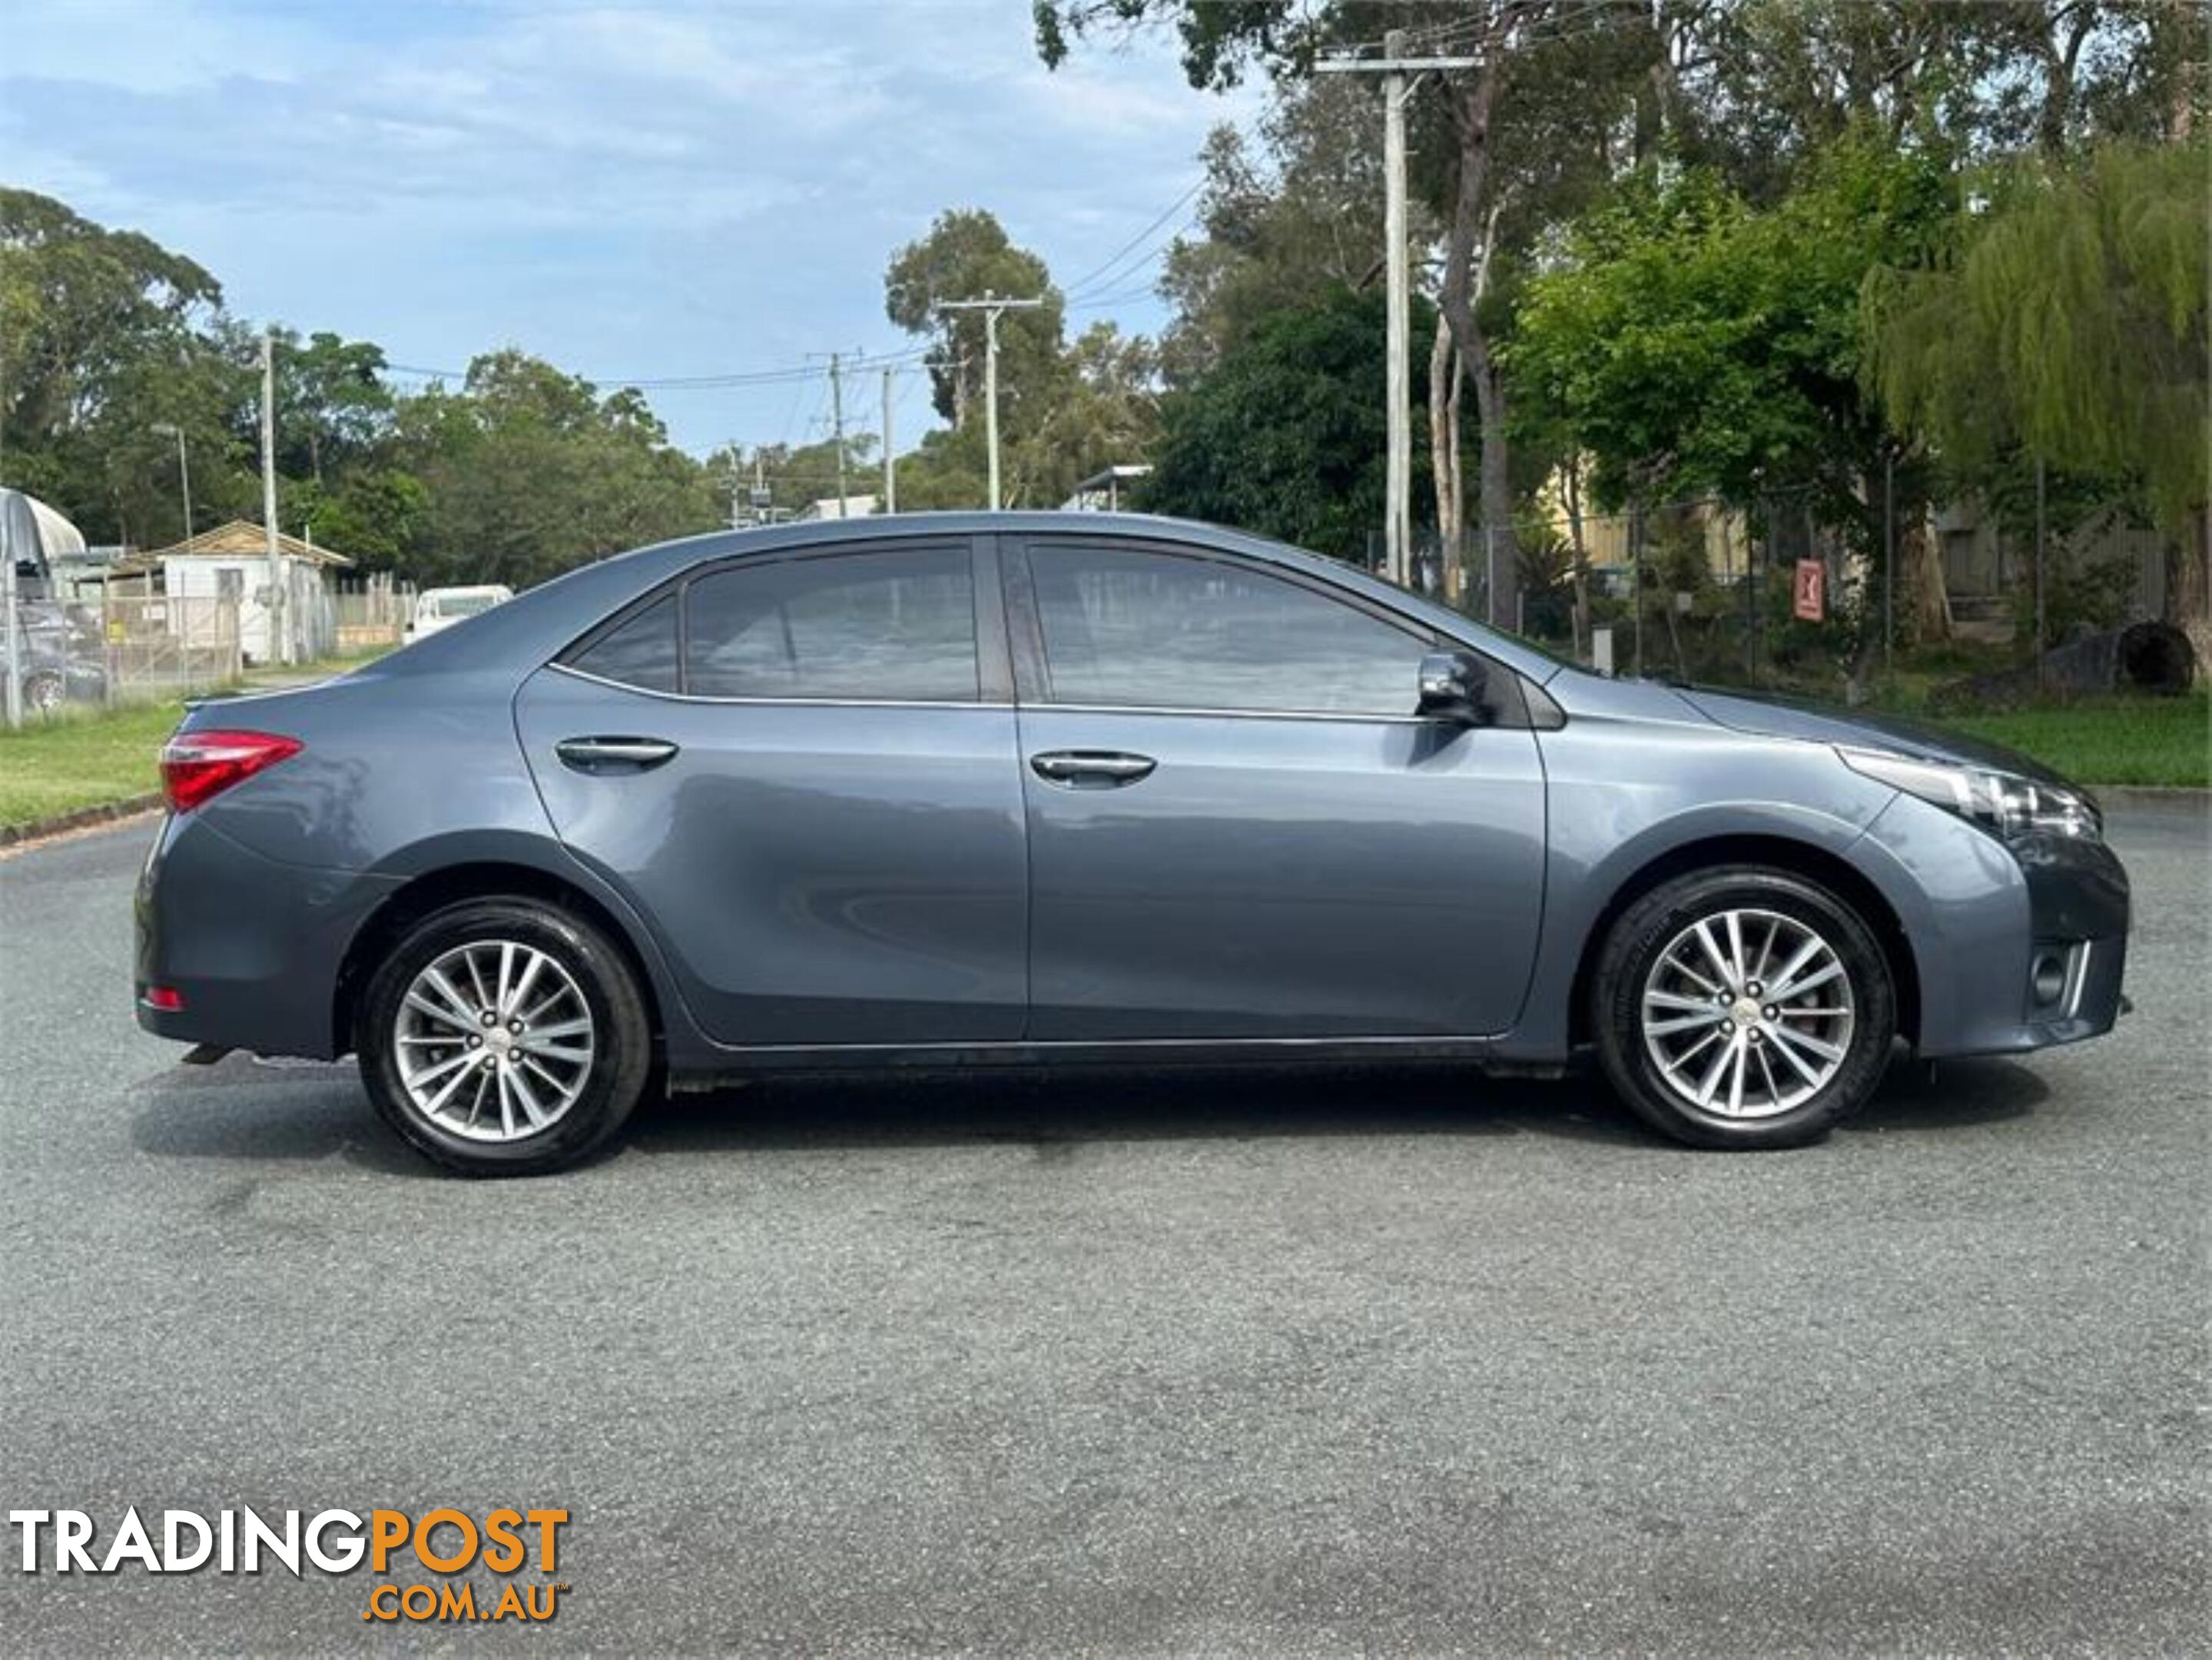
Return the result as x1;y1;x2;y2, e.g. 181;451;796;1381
136;513;2128;1175
8;598;108;712
404;583;512;641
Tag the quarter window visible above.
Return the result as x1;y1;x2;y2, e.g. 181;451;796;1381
685;546;978;702
569;594;679;693
1028;544;1431;716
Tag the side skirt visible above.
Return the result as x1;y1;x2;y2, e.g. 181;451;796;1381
665;1034;1572;1092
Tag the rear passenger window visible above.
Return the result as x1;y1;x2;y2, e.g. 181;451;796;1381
684;546;977;702
569;594;679;693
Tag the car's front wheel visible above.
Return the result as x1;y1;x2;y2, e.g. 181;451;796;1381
1591;866;1896;1149
358;898;652;1175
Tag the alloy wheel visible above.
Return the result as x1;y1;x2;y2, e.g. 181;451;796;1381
1639;907;1855;1120
392;940;595;1142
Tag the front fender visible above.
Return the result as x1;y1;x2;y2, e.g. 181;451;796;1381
1497;719;1914;1060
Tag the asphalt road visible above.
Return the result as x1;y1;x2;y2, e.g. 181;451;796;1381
1;802;2204;1655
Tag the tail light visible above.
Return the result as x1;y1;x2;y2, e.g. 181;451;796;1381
160;729;303;813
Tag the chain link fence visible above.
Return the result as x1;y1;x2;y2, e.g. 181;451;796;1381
1386;486;2181;695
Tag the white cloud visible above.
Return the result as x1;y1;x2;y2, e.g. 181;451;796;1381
1;0;1260;450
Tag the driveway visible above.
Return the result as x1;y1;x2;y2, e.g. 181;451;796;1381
1;799;2204;1653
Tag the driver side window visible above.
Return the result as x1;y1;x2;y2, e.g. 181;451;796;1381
1026;543;1432;717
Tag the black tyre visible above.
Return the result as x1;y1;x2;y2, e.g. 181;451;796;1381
25;673;63;714
357;898;652;1176
1590;866;1895;1149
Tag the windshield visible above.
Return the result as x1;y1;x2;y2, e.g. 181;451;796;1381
430;593;498;618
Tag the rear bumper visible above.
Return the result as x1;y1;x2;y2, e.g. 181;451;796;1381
134;812;400;1060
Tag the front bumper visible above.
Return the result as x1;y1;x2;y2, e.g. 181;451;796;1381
1858;792;2129;1058
134;812;400;1060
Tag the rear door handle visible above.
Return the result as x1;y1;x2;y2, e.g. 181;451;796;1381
555;736;680;773
1030;750;1156;787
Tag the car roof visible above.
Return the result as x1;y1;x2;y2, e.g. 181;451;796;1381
382;513;1564;684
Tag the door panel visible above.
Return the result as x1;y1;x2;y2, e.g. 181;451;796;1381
1018;707;1544;1038
517;667;1027;1044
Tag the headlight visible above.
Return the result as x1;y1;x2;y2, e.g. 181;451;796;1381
1839;748;2101;843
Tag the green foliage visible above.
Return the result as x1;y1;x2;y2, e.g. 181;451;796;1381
884;208;1066;429
1864;140;2210;539
392;354;722;589
0;187;237;545
880;210;1159;508
1145;286;1428;561
1508;140;1956;520
1158;79;1394;385
708;433;880;519
0;192;724;586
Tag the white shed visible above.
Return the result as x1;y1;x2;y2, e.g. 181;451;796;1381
127;520;352;665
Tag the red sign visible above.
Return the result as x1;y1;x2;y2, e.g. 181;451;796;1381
1792;558;1826;622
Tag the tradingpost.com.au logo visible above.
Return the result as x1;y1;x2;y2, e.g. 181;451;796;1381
9;1506;571;1624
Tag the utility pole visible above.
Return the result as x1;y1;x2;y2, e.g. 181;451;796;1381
2034;453;2048;691
1882;448;1895;676
882;365;897;513
151;422;194;543
1383;28;1410;582
937;293;1046;510
1319;35;1478;586
829;352;847;518
260;330;287;666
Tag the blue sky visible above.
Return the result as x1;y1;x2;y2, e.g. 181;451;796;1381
2;0;1261;453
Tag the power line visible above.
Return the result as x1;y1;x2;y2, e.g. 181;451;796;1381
1067;280;1171;314
1365;0;1629;60
1062;177;1205;299
380;346;930;393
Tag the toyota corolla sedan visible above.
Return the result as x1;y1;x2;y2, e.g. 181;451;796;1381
136;513;2128;1175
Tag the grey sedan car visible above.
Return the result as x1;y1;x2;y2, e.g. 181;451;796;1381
136;513;2128;1175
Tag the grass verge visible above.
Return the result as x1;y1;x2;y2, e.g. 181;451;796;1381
0;700;183;832
1932;691;2210;788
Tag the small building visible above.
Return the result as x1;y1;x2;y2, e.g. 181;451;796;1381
121;520;350;665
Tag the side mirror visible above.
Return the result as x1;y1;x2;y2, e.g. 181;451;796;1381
1416;650;1489;725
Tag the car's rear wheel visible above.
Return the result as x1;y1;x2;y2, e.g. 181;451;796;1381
25;673;63;714
1591;866;1895;1149
358;898;651;1175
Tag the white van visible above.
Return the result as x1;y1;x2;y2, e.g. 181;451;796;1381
406;584;513;641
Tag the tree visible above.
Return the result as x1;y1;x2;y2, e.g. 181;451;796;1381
708;433;880;518
1039;1;1673;621
1507;139;1962;639
267;327;394;485
0;188;240;544
1156;78;1397;386
884;209;1065;429
394;351;721;588
1864;139;2210;629
1006;322;1161;506
1145;286;1430;562
884;208;1161;509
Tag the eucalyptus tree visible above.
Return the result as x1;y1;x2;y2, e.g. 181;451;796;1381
1037;1;1668;620
884;209;1066;433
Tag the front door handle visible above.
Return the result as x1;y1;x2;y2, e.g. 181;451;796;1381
1030;750;1157;787
555;736;680;773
